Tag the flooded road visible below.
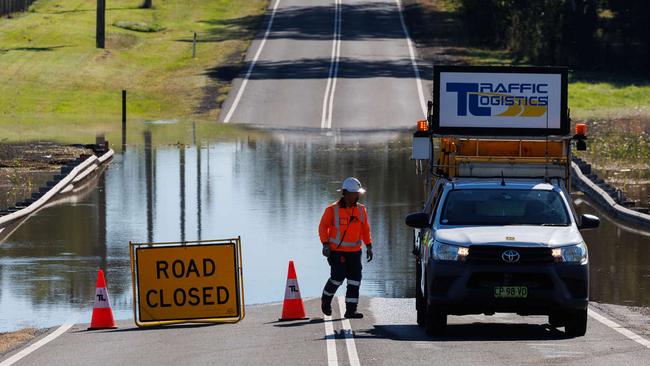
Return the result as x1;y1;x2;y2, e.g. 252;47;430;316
1;128;649;331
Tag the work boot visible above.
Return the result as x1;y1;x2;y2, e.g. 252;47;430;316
344;310;363;319
344;304;363;319
321;298;332;316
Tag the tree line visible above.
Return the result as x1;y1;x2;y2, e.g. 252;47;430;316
0;0;37;16
459;0;650;71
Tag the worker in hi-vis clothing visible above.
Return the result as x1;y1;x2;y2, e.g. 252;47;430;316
319;177;373;319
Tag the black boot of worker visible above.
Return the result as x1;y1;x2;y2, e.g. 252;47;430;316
344;310;363;319
321;298;332;316
344;305;363;319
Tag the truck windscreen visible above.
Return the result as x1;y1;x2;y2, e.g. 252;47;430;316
440;189;570;226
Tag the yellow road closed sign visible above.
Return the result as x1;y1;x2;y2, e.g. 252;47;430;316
129;238;244;327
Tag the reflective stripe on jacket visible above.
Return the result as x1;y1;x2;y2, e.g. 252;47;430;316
318;201;372;252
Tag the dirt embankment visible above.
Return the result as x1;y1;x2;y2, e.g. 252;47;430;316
578;117;650;206
0;142;92;209
0;328;40;357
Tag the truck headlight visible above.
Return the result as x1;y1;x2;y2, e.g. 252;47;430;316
551;242;588;264
432;241;469;261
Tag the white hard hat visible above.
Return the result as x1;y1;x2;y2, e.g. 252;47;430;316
339;177;366;194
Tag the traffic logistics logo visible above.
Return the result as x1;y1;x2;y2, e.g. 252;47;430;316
446;82;549;117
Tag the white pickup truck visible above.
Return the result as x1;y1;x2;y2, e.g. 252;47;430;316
406;66;598;337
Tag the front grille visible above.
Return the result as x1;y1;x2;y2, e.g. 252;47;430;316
467;272;554;289
467;245;554;265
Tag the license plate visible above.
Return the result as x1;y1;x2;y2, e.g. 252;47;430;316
494;286;528;298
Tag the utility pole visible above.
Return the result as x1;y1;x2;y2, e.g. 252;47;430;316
122;90;127;150
192;32;197;58
142;0;152;9
96;0;105;48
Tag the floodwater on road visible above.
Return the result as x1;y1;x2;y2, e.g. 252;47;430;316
0;128;649;331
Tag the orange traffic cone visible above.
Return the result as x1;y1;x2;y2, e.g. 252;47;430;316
88;269;117;330
279;260;308;321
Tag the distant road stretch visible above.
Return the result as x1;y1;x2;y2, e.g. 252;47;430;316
219;0;429;130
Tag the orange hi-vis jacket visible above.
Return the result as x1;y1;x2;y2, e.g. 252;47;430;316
319;201;372;252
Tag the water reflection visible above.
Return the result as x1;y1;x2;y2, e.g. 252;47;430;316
575;196;650;306
0;130;649;331
0;131;423;331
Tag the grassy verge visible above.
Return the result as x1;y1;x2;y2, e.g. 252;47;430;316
407;0;650;121
576;118;650;169
0;0;267;142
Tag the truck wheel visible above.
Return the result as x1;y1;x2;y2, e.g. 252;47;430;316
415;260;426;327
548;312;565;327
425;303;447;336
564;309;588;337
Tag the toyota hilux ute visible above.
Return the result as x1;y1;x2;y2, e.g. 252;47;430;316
406;65;599;337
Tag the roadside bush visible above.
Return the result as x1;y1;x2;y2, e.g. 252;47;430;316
456;0;647;70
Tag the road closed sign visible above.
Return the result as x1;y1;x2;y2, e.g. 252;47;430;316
129;238;244;327
433;65;569;136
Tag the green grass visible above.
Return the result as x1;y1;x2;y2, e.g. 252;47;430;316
0;0;267;141
577;131;650;168
574;117;650;169
0;118;255;146
568;80;650;120
113;20;165;32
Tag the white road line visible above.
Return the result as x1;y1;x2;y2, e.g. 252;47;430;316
394;0;427;118
222;0;281;123
323;315;339;366
320;0;337;129
337;296;361;366
321;0;342;129
0;323;74;366
588;308;650;349
326;4;342;131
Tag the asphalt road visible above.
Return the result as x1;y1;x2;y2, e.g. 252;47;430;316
219;0;428;130
3;298;649;365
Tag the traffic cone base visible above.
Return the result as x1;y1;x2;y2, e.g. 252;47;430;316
88;309;117;330
279;260;308;321
88;269;117;330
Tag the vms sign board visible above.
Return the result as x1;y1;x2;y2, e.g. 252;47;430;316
433;66;569;136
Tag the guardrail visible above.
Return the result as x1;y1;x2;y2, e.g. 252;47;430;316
0;148;114;228
571;161;650;228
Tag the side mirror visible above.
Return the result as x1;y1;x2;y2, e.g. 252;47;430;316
405;212;430;229
578;214;600;229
